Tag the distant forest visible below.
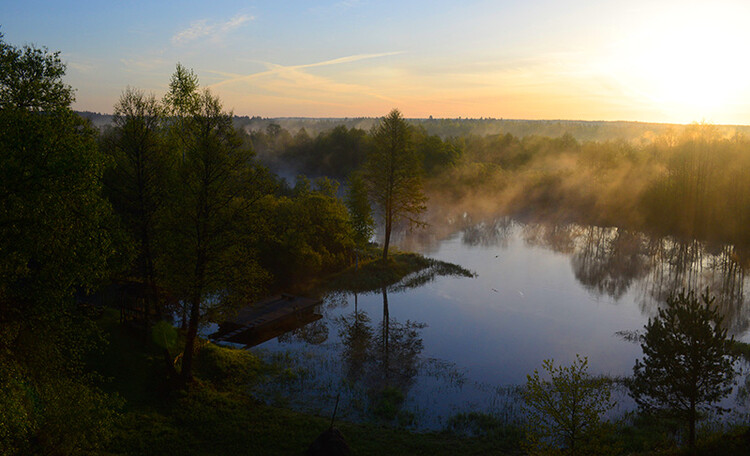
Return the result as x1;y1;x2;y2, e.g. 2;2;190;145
78;110;750;142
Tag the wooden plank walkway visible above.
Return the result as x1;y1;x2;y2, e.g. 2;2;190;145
210;294;322;347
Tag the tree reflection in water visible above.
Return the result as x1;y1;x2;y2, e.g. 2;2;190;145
336;288;426;423
463;217;750;336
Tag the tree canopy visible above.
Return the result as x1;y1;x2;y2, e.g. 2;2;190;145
522;355;616;456
0;33;117;454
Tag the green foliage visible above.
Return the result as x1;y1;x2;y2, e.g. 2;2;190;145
0;34;73;110
346;171;375;247
255;177;355;285
194;343;262;389
152;320;178;351
163;63;200;117
0;33;118;453
629;288;737;448
103;87;171;286
522;355;616;456
371;385;406;422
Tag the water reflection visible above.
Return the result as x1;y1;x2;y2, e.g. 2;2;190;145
336;289;426;420
458;217;750;335
571;228;648;301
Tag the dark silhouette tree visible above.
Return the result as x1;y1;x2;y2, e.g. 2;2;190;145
629;288;737;449
363;109;426;261
102;87;180;382
104;88;169;292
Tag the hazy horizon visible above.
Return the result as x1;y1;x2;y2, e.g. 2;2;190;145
5;0;750;124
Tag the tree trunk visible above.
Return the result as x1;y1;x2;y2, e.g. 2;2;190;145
688;399;696;450
382;213;392;261
180;296;201;389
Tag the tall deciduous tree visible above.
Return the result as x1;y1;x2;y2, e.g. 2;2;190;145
104;88;169;290
162;82;272;387
363;109;426;260
629;288;736;449
102;87;181;382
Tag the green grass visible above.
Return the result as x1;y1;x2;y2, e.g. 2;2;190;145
324;252;475;294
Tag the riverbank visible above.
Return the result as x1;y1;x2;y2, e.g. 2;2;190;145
93;308;520;455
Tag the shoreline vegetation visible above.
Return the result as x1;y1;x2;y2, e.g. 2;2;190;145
320;250;476;295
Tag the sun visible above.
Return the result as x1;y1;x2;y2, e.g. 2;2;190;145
604;3;750;123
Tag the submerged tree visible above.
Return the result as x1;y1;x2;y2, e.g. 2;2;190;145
363;109;426;261
629;288;736;449
522;355;615;456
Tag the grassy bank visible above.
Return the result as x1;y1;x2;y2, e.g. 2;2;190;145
322;251;475;294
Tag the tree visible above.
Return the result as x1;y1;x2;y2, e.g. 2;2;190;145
163;63;200;161
0;33;117;453
629;288;736;449
522;355;616;456
102;87;182;382
162;82;272;387
255;177;355;286
345;171;374;248
0;35;73;110
104;87;169;289
363;109;426;260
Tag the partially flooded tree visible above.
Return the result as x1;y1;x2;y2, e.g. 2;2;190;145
522;355;616;455
363;109;426;261
629;288;736;449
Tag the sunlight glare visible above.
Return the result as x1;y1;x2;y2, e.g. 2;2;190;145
606;4;750;122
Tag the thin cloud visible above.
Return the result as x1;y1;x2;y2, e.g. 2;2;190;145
208;51;404;89
172;14;254;46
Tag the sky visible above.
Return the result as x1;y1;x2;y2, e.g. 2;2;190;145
3;0;750;124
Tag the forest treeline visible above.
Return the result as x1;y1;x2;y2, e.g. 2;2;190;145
247;121;750;252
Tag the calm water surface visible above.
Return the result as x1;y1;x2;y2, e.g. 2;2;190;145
246;218;750;429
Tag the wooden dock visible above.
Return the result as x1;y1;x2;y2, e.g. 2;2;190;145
210;294;322;347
